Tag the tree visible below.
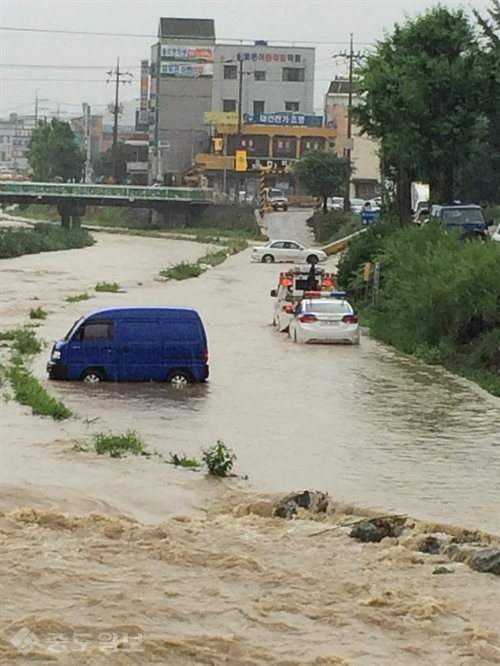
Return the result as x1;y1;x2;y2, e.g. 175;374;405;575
92;143;134;184
356;7;488;219
293;149;348;213
28;119;85;182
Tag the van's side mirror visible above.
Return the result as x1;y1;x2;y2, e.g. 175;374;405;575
270;289;277;298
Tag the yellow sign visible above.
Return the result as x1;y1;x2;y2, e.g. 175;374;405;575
235;150;247;172
213;137;223;151
204;111;239;126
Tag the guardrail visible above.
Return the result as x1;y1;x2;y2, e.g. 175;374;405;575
321;228;367;255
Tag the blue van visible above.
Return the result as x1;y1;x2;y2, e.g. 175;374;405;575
47;307;209;386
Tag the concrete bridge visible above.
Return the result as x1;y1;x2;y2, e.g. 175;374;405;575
0;182;212;227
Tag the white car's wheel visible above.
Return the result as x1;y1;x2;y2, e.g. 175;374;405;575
262;254;274;264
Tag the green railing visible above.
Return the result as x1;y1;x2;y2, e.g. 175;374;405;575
0;182;209;201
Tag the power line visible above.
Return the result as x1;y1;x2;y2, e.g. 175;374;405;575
0;63;141;70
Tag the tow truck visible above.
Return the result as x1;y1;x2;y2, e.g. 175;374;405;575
270;265;336;332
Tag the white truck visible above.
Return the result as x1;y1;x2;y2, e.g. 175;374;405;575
264;188;289;211
411;182;430;215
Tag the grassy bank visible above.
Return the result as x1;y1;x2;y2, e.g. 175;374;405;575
0;223;95;259
337;219;500;396
307;211;362;244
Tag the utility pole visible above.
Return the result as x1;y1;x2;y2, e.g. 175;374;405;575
333;35;364;212
35;89;40;125
107;58;132;183
237;54;244;136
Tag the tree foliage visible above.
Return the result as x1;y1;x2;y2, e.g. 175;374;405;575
293;149;348;213
356;7;488;215
28;119;85;182
92;143;134;184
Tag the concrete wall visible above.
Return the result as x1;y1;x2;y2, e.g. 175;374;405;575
213;44;315;116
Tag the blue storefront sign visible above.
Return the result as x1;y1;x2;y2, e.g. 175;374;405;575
243;113;323;127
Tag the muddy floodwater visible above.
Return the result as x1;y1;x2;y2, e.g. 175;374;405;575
1;220;499;665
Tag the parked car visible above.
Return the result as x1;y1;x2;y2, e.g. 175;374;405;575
327;197;344;211
350;199;365;215
429;204;488;239
265;188;289;211
47;307;209;386
251;240;327;264
289;292;360;345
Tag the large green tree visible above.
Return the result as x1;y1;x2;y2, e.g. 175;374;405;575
28;118;85;182
92;142;134;184
356;7;488;219
293;149;348;213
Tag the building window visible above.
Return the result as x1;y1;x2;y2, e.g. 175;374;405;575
223;99;237;113
285;102;300;112
282;68;305;82
253;101;265;114
254;71;266;81
224;65;237;80
273;136;297;159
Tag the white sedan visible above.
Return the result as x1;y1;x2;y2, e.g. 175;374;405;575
251;240;327;264
289;293;360;344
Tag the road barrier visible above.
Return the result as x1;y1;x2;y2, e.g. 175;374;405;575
321;228;367;256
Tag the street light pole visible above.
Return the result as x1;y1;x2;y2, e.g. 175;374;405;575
345;33;354;211
237;55;244;136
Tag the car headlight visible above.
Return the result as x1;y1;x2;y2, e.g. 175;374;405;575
52;350;62;360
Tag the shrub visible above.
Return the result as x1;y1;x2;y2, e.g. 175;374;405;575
168;453;201;468
94;431;144;458
29;307;48;320
160;262;204;281
0;223;95;259
307;211;362;244
66;293;92;303
201;440;236;477
7;363;72;419
95;282;121;293
0;327;42;355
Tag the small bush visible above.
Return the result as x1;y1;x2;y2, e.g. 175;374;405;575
0;223;95;259
160;262;204;281
8;363;72;419
29;307;48;320
199;250;228;268
66;293;92;303
168;453;201;468
94;430;144;458
201;440;236;477
0;327;42;355
95;282;121;293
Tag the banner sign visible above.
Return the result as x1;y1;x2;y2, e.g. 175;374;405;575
204;111;239;125
237;52;302;63
161;63;214;77
243;113;323;127
161;45;214;62
139;60;149;125
247;158;294;172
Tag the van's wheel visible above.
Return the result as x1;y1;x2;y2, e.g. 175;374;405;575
167;369;192;387
81;369;104;383
306;254;319;264
262;254;274;264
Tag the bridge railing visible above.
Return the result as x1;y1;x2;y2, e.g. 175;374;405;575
0;182;210;201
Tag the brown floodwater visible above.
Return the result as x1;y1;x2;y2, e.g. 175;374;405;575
1;225;499;532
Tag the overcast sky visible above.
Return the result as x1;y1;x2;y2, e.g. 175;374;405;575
0;0;492;123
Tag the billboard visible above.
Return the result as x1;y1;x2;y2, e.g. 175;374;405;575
160;63;214;77
139;60;149;126
204;111;239;125
243;113;323;127
161;45;214;62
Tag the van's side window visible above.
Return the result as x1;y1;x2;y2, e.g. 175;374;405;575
80;321;114;341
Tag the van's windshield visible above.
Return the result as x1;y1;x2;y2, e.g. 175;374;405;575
64;317;83;341
442;208;486;227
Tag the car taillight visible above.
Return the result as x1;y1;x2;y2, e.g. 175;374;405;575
342;315;358;324
204;349;209;362
299;314;318;323
283;304;294;313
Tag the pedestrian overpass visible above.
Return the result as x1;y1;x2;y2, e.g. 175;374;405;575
0;182;213;227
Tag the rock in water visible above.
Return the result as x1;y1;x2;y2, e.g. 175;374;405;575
469;548;500;576
274;491;329;519
349;521;384;543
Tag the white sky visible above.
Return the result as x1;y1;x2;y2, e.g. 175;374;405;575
0;0;492;123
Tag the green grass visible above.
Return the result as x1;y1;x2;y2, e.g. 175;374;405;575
66;293;93;303
7;362;73;419
0;327;42;355
199;249;229;267
29;307;48;320
95;282;121;293
94;431;145;458
13;204;60;222
0;223;95;259
168;453;202;468
160;262;205;281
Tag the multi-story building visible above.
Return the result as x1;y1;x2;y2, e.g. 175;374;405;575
324;77;380;200
0;114;36;177
150;17;216;183
71;113;107;159
213;42;315;118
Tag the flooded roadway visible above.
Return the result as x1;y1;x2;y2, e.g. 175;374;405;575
1;212;499;533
